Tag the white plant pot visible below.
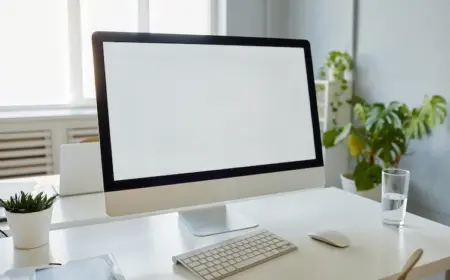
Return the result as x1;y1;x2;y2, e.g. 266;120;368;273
5;207;53;249
340;174;381;202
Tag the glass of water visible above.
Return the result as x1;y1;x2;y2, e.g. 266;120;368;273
382;168;410;227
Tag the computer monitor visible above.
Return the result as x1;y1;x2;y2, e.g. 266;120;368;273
92;32;324;236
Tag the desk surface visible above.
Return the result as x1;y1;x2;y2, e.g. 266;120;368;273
0;175;138;233
2;187;450;279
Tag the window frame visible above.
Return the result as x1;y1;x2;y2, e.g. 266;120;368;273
0;0;217;112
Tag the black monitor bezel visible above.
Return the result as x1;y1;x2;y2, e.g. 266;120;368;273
92;31;324;192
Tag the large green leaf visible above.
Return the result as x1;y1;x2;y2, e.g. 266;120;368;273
373;127;406;166
353;161;382;191
322;123;353;148
322;128;339;148
334;123;352;145
405;95;448;139
366;102;402;132
354;103;369;123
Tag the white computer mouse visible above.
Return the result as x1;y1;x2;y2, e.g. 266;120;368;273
308;230;350;248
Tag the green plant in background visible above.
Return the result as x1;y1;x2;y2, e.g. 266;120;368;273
0;191;57;214
319;50;353;127
323;95;448;191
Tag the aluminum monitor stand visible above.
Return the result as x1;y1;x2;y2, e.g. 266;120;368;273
178;205;258;237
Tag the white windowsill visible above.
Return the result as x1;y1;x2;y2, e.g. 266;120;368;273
0;107;97;122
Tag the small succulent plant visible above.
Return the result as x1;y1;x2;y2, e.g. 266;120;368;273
0;191;57;214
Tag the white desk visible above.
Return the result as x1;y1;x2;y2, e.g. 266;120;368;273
0;175;149;234
2;187;450;279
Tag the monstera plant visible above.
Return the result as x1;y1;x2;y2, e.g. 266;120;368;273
323;95;448;191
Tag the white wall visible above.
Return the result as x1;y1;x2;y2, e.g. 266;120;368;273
221;0;290;38
288;0;354;75
225;0;267;37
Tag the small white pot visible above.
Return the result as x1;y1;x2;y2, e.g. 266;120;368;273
340;174;381;202
5;207;53;249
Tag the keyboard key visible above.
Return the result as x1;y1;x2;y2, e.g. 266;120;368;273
205;275;214;280
242;255;249;260
248;252;255;258
208;267;216;272
233;253;240;258
217;248;224;252
232;248;239;253
212;272;221;277
213;260;220;265
264;251;274;257
219;269;228;275
206;262;214;268
239;251;246;256
215;265;224;270
199;269;209;276
206;257;214;261
245;249;252;253
222;261;230;267
220;257;227;262
277;241;289;247
272;249;280;255
191;256;199;261
198;254;206;258
234;254;266;269
225;266;236;273
226;255;233;260
236;257;243;262
229;259;236;265
189;261;200;267
211;250;218;254
204;252;212;257
194;264;207;271
183;258;192;264
199;259;207;264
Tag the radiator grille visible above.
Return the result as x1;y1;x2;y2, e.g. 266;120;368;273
0;130;53;178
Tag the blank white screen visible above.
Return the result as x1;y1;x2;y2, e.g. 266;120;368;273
103;42;316;181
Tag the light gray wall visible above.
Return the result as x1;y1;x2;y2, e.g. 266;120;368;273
356;0;450;225
224;0;267;37
288;0;354;75
222;0;290;38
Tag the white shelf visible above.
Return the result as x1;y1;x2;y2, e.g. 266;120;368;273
314;80;352;188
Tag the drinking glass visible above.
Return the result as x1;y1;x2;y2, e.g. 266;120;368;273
381;168;410;227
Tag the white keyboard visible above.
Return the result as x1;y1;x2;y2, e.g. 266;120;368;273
173;229;297;280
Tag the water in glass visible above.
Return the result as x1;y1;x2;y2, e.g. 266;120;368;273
382;168;410;227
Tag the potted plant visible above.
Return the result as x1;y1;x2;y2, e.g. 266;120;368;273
0;191;57;249
323;95;447;199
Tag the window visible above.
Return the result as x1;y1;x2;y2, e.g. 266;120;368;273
0;0;212;108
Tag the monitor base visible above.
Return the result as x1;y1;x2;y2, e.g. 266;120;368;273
178;205;258;237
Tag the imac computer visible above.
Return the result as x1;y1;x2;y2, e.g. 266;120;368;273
92;32;324;236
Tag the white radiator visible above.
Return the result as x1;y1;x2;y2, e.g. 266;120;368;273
0;130;53;178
